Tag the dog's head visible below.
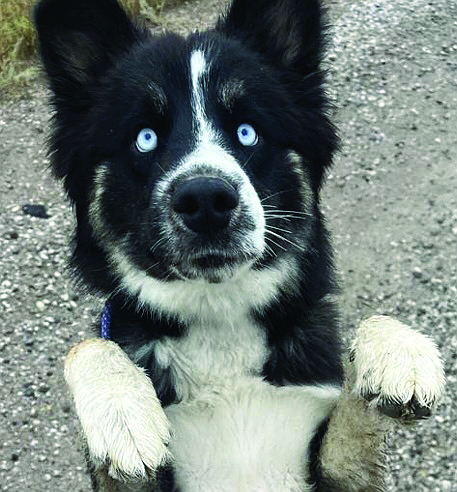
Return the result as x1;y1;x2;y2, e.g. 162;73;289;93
35;0;337;293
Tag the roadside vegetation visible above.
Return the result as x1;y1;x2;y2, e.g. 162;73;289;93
0;0;37;90
0;0;170;93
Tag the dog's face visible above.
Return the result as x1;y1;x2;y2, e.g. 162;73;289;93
35;0;337;291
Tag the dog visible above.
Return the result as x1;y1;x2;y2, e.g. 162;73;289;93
34;0;445;490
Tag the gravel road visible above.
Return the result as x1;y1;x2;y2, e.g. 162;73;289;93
0;0;456;490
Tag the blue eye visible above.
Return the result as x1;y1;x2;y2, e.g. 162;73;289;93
237;123;258;146
136;128;158;153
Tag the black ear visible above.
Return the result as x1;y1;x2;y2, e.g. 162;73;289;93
218;0;326;74
219;0;337;191
34;0;147;96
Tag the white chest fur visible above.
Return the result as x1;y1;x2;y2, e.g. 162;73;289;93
153;309;268;400
165;380;340;491
151;310;339;491
128;259;339;490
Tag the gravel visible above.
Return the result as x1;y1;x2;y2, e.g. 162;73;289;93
0;0;456;490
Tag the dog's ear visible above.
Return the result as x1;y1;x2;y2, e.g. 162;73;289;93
34;0;147;96
219;0;337;190
218;0;326;75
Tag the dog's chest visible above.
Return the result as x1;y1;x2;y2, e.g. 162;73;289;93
151;311;339;491
153;310;269;400
164;379;339;491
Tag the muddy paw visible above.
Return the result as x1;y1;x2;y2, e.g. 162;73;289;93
350;316;445;421
65;339;172;481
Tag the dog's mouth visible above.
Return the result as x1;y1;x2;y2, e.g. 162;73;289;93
170;251;257;283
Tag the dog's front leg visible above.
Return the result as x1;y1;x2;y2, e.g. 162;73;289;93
315;316;445;492
65;339;172;491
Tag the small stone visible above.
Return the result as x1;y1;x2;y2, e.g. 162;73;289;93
38;384;50;394
24;388;35;398
61;402;72;414
22;204;50;219
24;337;34;347
36;301;46;311
0;461;12;471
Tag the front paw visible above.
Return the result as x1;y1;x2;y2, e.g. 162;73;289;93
350;316;445;420
65;339;172;481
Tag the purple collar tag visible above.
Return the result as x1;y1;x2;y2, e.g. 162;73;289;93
100;301;112;339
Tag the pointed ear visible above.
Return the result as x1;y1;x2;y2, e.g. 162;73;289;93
34;0;147;95
218;0;326;74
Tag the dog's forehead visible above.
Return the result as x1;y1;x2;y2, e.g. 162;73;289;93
132;37;250;107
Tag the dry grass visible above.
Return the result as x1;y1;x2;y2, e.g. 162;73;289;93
0;0;171;93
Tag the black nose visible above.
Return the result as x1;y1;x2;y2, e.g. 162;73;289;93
172;177;239;233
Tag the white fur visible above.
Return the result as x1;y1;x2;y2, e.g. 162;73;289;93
89;151;291;323
351;315;445;407
79;50;338;489
287;151;313;211
66;339;340;490
165;381;340;491
143;283;271;400
89;163;272;319
190;50;215;143
114;251;297;320
64;339;171;481
124;248;338;490
88;164;110;242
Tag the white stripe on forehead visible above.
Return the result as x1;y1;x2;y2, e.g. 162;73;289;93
190;49;218;144
190;50;206;121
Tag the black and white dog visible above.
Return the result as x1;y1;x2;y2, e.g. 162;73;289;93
34;0;444;490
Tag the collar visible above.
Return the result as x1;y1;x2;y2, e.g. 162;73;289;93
100;301;113;339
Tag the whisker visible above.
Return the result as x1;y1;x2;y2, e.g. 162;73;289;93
261;190;293;203
241;149;259;169
264;235;288;252
145;262;160;274
264;213;309;221
265;228;304;252
264;242;277;257
266;209;312;217
150;236;166;254
266;224;293;235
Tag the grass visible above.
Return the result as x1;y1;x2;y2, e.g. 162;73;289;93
0;0;37;91
0;0;170;94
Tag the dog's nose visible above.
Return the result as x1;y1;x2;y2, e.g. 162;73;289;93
172;177;239;233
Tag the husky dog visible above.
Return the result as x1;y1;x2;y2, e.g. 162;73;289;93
34;0;444;490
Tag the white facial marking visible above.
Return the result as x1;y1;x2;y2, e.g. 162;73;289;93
89;164;111;242
156;140;266;256
153;52;267;260
190;49;218;144
288;150;313;211
147;82;167;114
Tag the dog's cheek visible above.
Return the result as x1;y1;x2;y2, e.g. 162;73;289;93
88;164;145;238
88;164;112;244
287;151;314;214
